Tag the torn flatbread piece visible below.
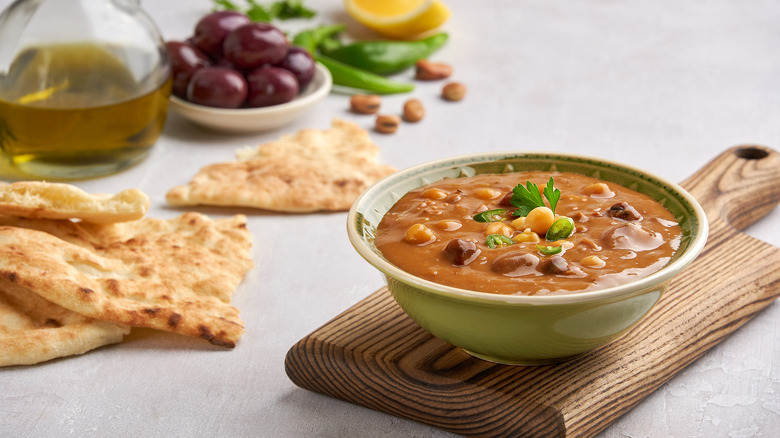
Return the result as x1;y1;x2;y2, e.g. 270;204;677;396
0;212;253;348
0;181;149;223
0;281;129;367
166;118;397;212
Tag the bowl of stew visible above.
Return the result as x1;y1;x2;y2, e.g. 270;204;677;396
347;152;708;365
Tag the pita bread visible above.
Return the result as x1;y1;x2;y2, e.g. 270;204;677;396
0;212;253;348
0;181;149;223
0;281;129;367
166;118;396;212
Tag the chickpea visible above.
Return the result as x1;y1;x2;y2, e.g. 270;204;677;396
375;114;401;134
513;231;540;243
474;188;502;200
581;255;606;268
402;99;425;122
350;94;381;114
442;82;467;101
582;182;615;198
485;222;513;237
510;216;526;231
415;59;453;80
435;220;462;231
422;188;447;200
525;206;555;235
404;223;436;245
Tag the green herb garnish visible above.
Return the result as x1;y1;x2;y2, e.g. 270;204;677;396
542;177;561;214
545;217;574;241
473;209;507;223
536;245;563;255
213;0;316;21
511;177;561;217
486;234;516;249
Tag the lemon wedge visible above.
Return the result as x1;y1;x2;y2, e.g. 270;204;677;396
344;0;451;39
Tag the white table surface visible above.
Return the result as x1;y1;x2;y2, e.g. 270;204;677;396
1;0;778;436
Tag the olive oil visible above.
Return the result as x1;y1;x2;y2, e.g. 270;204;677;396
0;43;171;178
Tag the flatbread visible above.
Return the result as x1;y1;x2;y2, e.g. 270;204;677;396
0;281;129;367
166;118;397;212
0;212;253;348
0;181;149;223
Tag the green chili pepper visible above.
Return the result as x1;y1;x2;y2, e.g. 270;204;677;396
473;209;507;223
292;25;416;94
537;245;563;255
322;33;449;75
315;55;414;94
486;234;516;249
545;217;575;241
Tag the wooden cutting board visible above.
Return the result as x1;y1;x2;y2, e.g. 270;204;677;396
285;146;780;438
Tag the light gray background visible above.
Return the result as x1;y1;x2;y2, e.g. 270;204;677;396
1;0;778;437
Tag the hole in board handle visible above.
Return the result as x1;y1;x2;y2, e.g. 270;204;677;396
734;146;769;160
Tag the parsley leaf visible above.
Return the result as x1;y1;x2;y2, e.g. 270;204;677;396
510;177;561;217
510;180;545;217
213;0;316;22
543;177;561;214
271;0;316;20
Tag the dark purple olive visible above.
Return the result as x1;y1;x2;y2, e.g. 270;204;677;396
223;22;289;70
245;67;298;108
186;67;248;109
277;46;315;90
166;41;212;98
193;11;251;59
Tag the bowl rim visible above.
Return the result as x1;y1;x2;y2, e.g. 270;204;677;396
168;62;332;115
347;151;709;305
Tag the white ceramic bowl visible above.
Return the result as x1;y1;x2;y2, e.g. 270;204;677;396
169;62;332;133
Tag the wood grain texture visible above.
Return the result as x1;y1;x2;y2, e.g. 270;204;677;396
285;146;780;438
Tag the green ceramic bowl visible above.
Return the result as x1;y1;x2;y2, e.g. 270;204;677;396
347;152;708;366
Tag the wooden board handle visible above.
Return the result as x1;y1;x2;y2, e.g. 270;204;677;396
682;144;780;230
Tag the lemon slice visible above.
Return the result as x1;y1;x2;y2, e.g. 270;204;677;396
344;0;451;39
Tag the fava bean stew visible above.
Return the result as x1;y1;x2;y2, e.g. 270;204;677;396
374;171;682;295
